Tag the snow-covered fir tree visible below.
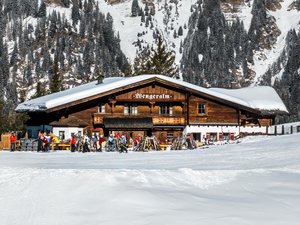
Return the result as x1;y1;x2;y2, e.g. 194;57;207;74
133;32;177;77
181;0;255;88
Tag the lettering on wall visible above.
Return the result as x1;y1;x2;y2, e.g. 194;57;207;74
133;93;173;100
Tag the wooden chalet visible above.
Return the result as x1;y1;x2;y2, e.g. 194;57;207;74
16;75;288;144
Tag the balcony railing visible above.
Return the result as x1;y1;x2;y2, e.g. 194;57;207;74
152;116;185;125
93;113;186;126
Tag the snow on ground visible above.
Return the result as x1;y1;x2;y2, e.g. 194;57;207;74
1;133;300;224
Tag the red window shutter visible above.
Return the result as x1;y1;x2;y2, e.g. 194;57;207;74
230;133;235;140
219;133;223;141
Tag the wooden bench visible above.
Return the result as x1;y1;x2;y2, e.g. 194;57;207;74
51;143;70;150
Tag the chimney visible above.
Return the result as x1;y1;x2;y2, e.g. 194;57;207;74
97;69;104;84
97;76;104;84
230;81;239;89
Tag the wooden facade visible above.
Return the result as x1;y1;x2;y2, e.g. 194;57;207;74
23;77;278;144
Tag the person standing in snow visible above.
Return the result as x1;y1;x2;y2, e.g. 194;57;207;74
119;133;128;153
92;133;98;151
10;131;16;152
45;132;51;152
70;134;76;152
98;135;104;152
36;130;43;152
38;131;46;152
107;134;114;151
83;134;90;153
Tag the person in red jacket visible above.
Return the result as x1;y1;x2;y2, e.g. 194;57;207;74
98;135;104;152
70;134;76;152
10;131;17;152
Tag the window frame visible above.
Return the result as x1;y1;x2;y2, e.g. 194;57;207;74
198;103;206;115
98;104;106;113
59;131;65;140
124;104;138;115
159;104;173;115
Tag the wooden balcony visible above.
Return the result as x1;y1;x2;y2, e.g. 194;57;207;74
93;113;146;125
152;116;185;126
93;114;186;126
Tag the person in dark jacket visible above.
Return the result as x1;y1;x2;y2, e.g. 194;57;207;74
37;131;44;152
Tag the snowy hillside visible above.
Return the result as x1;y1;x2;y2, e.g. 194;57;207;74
17;0;197;65
250;0;300;83
13;0;300;82
96;0;300;80
1;133;300;225
95;0;197;65
224;0;300;83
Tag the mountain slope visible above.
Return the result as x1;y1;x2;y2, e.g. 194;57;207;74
95;0;197;65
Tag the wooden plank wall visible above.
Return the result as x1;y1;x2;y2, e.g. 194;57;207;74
189;95;239;124
71;108;97;128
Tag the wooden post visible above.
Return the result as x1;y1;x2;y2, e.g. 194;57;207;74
185;92;190;125
110;99;116;115
149;101;155;114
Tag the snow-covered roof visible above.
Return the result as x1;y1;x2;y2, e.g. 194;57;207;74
15;75;288;115
210;86;289;115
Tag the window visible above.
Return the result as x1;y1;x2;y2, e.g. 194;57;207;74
59;131;65;140
198;103;206;115
159;105;173;115
222;133;230;141
207;132;217;142
124;104;138;115
193;133;201;142
98;104;106;113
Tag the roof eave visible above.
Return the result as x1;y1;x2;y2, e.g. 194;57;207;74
259;110;290;116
